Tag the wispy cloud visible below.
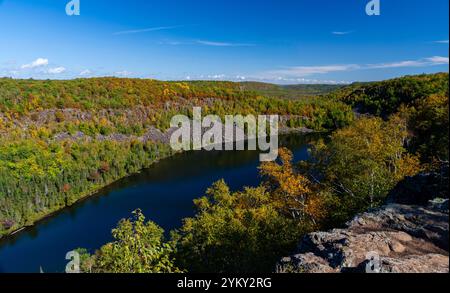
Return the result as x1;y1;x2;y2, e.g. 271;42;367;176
368;56;449;69
79;69;92;76
157;39;255;47
332;31;354;35
113;25;183;35
367;60;424;69
272;77;351;85
426;56;449;64
196;40;255;47
21;58;48;69
434;40;449;44
157;40;185;46
265;65;359;78
46;67;66;74
182;74;243;81
184;74;349;85
259;56;449;79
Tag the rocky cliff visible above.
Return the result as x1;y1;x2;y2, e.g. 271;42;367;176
278;167;449;273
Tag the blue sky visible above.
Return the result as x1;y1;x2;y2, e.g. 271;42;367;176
0;0;448;84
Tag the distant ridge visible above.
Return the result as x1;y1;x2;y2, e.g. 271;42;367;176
237;81;343;99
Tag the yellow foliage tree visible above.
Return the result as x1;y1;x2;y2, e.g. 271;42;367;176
259;148;323;222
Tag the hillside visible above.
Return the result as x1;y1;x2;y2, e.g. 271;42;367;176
238;81;343;99
329;73;449;116
0;77;354;237
329;73;449;162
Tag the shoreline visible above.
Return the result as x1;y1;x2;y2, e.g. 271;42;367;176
1;128;316;241
0;153;175;241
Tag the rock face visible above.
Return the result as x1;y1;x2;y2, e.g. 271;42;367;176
278;200;449;273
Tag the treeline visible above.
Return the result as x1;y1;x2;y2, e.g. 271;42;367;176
238;82;343;99
0;78;340;115
0;139;173;235
329;72;449;116
76;73;449;273
330;72;449;162
0;78;242;114
0;78;353;133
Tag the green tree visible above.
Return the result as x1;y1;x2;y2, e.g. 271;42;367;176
310;116;421;222
407;94;449;162
173;180;306;273
83;210;182;273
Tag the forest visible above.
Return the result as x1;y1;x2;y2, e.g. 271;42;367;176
328;72;449;117
0;73;448;273
0;77;354;237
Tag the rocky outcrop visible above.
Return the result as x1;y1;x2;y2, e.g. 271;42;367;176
387;162;449;205
278;200;449;273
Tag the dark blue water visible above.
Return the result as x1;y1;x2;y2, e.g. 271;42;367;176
0;134;319;273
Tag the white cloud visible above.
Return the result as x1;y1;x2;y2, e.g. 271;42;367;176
434;40;449;44
366;60;424;69
46;67;66;74
21;58;49;69
368;56;449;68
260;56;449;80
426;56;449;65
79;69;92;76
113;25;183;35
197;40;254;47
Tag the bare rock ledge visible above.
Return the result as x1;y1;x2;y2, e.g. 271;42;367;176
278;200;449;273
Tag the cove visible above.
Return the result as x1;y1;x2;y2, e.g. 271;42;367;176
0;133;321;273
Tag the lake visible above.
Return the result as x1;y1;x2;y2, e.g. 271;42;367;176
0;133;320;273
